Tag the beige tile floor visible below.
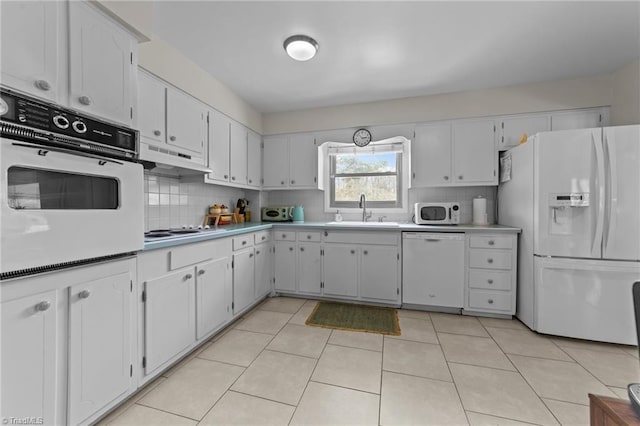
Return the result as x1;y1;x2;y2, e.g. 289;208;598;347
99;297;640;426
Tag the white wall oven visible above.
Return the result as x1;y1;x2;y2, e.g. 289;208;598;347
0;87;143;279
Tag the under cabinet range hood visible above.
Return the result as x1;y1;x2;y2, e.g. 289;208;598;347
139;140;212;174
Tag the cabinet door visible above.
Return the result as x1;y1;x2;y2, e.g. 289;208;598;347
68;271;133;425
413;124;452;187
144;269;196;374
551;109;603;131
247;130;262;188
196;257;231;340
323;244;358;297
166;86;206;155
263;136;289;188
69;1;135;125
297;243;322;295
1;291;58;424
274;241;296;292
499;115;550;150
233;248;255;314
254;244;272;298
452;120;497;185
229;121;248;185
360;245;399;302
207;109;231;182
137;70;166;145
0;1;59;102
289;134;317;188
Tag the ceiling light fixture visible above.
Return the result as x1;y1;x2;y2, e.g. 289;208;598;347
283;35;319;61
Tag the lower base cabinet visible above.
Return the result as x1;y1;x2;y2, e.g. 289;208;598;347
233;248;255;314
360;245;401;302
254;242;272;298
322;244;358;297
196;258;232;339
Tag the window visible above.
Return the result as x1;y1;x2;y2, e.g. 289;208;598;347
321;137;411;212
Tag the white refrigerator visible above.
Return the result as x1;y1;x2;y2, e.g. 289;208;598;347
499;125;640;345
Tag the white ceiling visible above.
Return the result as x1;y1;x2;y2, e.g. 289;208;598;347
153;1;640;113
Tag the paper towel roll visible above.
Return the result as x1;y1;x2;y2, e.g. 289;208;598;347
473;196;488;225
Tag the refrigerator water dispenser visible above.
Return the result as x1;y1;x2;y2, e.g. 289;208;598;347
548;193;590;235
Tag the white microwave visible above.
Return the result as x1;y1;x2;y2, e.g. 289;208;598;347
414;202;460;225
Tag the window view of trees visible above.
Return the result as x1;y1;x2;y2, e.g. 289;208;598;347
333;152;399;203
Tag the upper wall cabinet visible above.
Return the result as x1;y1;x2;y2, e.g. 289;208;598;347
206;109;231;183
0;1;60;102
263;133;317;189
138;69;206;163
1;1;138;127
498;115;551;150
247;130;262;189
413;120;497;187
69;1;136;126
551;108;606;131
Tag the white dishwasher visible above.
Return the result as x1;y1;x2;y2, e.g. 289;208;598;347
402;232;465;308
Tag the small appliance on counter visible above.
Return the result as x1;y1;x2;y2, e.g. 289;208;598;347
413;202;460;225
292;206;304;223
261;206;294;222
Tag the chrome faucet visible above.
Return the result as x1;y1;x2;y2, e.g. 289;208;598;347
359;193;372;222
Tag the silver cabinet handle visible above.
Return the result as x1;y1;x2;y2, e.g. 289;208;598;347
350;250;355;254
488;299;494;304
488;279;494;284
289;247;294;251
282;234;286;238
425;239;440;242
256;250;261;255
153;130;161;136
261;236;266;241
300;247;305;252
78;95;92;105
281;181;285;185
184;273;193;280
363;250;368;255
198;269;205;276
488;240;495;246
224;174;229;179
242;240;247;245
35;301;51;312
249;179;252;183
307;235;311;239
291;180;295;184
231;176;236;181
78;290;91;299
249;253;253;258
35;79;51;91
444;176;449;180
458;175;464;180
169;136;176;141
487;258;494;264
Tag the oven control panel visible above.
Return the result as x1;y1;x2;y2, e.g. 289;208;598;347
0;87;138;159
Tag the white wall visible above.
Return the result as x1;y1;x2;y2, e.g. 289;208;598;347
610;60;640;126
263;74;613;135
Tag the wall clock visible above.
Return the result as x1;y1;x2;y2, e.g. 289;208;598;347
353;128;372;147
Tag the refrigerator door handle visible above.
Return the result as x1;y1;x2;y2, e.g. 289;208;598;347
603;130;617;255
592;131;605;258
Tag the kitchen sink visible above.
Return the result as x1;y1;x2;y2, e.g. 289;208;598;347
327;221;399;227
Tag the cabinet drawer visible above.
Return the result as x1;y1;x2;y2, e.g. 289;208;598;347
324;231;398;245
468;250;512;270
468;270;511;291
274;230;296;241
469;235;512;249
468;290;512;312
170;245;212;270
232;235;253;250
297;231;321;242
254;231;271;245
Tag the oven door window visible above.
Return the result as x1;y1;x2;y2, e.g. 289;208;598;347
421;206;446;221
7;166;119;209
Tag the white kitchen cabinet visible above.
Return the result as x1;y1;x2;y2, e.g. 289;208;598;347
232;248;255;314
1;290;59;425
254;242;272;299
323;244;359;297
138;69;206;158
0;1;60;102
69;1;136;126
412;123;452;187
196;257;231;340
166;86;206;155
452;120;497;185
247;130;262;188
263;134;317;189
403;233;465;308
498;115;550;150
229;121;248;185
551;109;604;131
360;245;400;302
144;268;196;374
274;240;297;292
68;270;134;425
297;242;322;295
206;109;231;183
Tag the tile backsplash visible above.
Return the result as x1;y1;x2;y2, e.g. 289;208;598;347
266;186;497;224
144;172;260;231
